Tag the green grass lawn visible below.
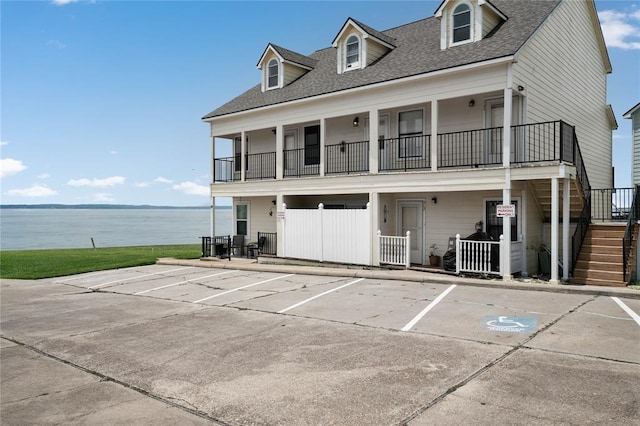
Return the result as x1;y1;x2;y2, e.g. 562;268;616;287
0;245;201;280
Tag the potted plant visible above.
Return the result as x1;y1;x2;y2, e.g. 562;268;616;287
429;244;440;267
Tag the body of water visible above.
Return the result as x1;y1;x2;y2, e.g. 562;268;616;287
0;208;233;251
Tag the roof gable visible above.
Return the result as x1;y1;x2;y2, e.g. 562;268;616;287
624;102;640;119
331;18;396;49
257;43;316;70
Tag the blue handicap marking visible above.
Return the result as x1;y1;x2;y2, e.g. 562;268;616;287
484;316;538;333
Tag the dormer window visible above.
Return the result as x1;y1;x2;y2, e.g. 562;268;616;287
267;58;279;89
345;35;360;69
452;4;471;44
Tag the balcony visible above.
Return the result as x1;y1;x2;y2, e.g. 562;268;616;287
214;121;581;183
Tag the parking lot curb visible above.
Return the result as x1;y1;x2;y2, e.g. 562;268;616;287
156;258;640;300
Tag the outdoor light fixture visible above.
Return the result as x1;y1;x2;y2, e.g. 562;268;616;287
383;205;388;223
468;99;475;107
353;116;359;127
272;128;276;134
432;197;438;204
518;85;525;92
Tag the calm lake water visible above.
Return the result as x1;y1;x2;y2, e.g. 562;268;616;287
0;208;233;251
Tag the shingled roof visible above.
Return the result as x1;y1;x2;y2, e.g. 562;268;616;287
258;43;317;70
203;0;560;120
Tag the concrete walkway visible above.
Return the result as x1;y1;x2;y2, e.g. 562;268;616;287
157;256;640;300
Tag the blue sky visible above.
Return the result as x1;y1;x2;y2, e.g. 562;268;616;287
1;0;639;206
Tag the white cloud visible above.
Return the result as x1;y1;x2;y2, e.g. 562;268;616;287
172;181;209;196
6;185;58;197
0;158;27;178
154;176;173;184
46;40;67;49
598;9;640;50
67;176;125;188
38;173;51;179
92;193;116;202
52;0;78;5
134;182;150;188
0;141;8;146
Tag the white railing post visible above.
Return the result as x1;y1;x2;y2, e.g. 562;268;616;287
456;234;461;274
377;230;382;266
318;203;324;262
499;235;504;277
405;231;411;268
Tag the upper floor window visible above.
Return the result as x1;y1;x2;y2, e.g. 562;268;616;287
267;58;279;89
345;35;360;69
452;4;471;44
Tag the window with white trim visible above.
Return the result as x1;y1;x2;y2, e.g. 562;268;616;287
235;202;250;237
345;35;360;70
452;3;471;44
267;58;279;89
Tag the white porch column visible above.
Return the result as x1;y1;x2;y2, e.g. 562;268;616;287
319;118;326;177
276;193;284;257
240;130;246;182
502;65;514;280
550;177;560;283
369;109;379;174
275;124;284;180
431;100;438;171
521;185;528;276
370;192;380;266
210;133;216;247
563;177;570;280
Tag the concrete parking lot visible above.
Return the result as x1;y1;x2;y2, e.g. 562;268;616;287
2;264;639;425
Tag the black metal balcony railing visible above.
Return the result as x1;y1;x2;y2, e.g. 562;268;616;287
590;188;636;222
214;121;590;183
257;231;277;255
284;147;320;178
438;127;503;168
246;152;276;180
325;140;369;175
379;135;430;172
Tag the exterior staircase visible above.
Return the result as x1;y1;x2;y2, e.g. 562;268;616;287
571;224;629;287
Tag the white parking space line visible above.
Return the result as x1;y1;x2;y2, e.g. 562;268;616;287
611;297;640;327
134;270;237;295
192;274;295;304
54;269;115;283
401;284;457;332
88;267;194;289
278;278;364;314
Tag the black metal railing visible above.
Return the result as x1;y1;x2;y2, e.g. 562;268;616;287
246;152;276;180
214;157;234;182
257;231;277;255
438;127;502;168
590;188;635;222
325;140;369;174
283;147;320;177
200;235;231;260
379;135;430;171
571;195;591;275
622;186;640;282
511;121;561;164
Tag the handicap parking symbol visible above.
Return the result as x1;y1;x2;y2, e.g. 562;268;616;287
484;316;538;333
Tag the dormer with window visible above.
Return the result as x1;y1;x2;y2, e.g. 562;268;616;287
332;18;396;74
257;44;316;92
435;0;507;50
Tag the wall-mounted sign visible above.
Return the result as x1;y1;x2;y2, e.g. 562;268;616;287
496;204;516;218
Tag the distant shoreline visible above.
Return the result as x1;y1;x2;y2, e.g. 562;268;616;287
0;204;231;210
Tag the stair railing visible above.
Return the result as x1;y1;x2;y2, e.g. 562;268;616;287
622;185;640;282
567;123;591;275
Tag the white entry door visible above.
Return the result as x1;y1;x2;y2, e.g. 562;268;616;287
485;98;520;164
399;201;424;264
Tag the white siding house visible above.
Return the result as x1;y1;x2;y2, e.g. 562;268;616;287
203;0;616;284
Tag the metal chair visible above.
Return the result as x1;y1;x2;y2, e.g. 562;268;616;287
247;236;267;258
231;235;245;257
